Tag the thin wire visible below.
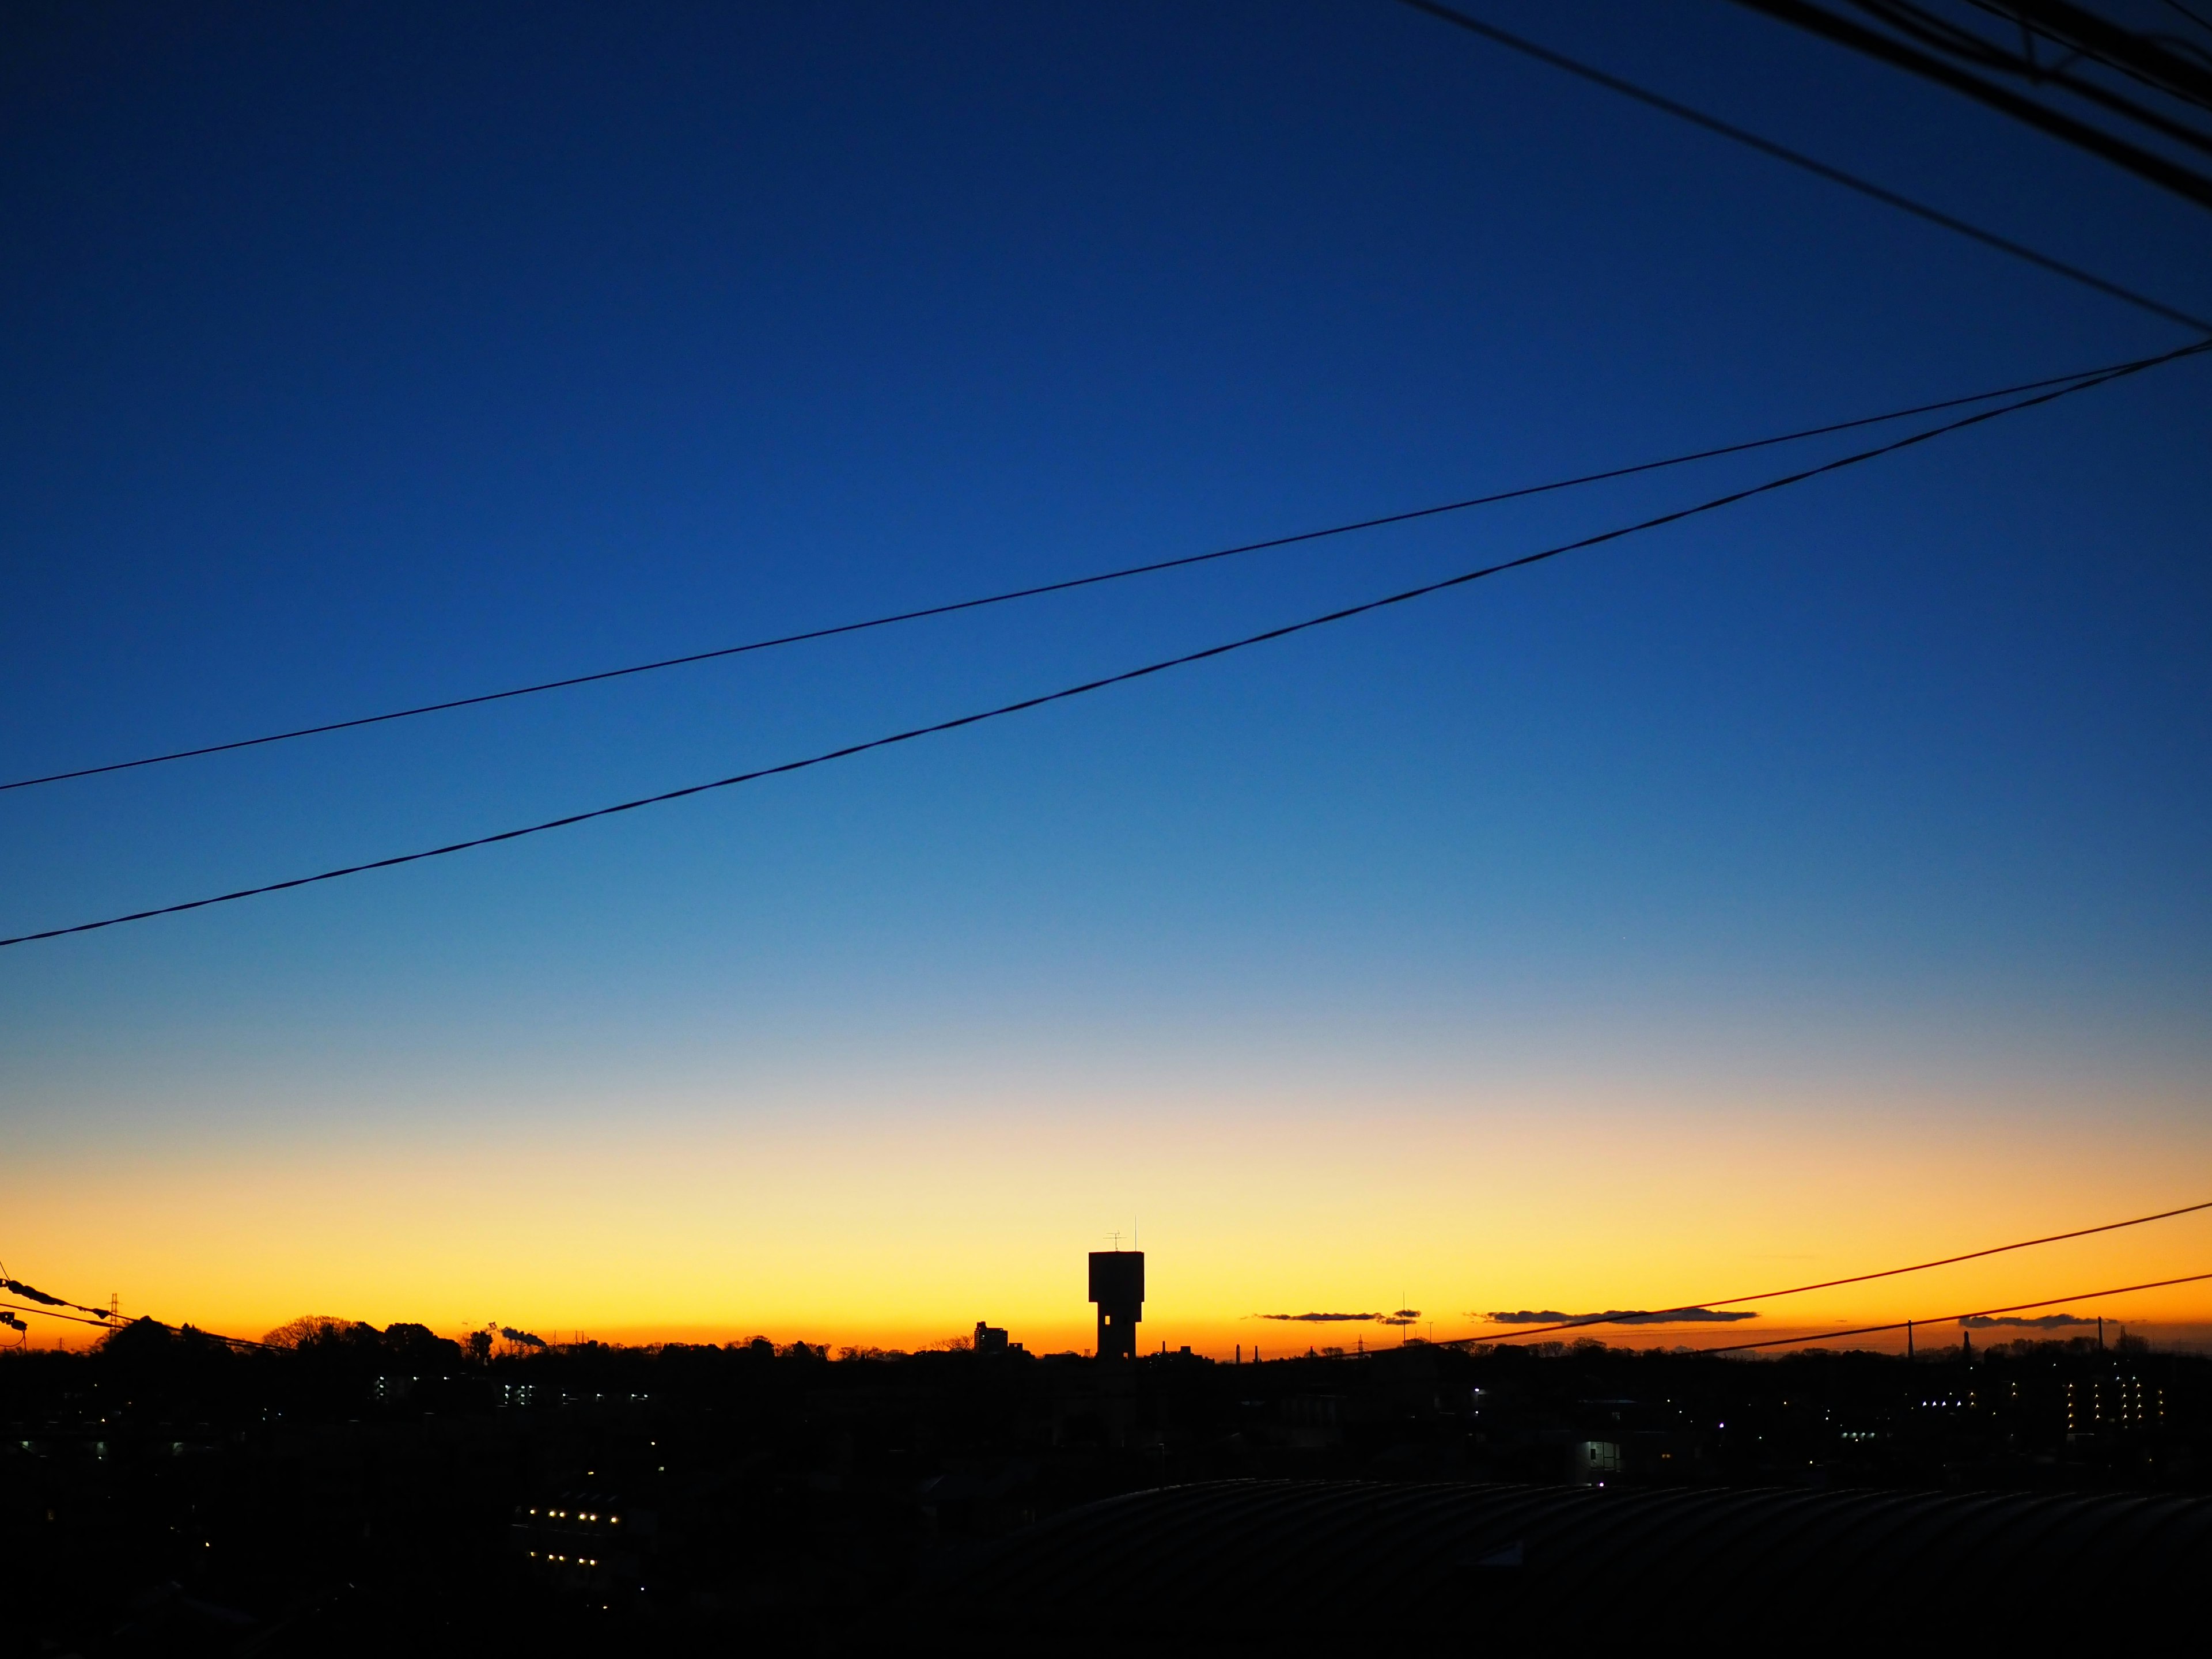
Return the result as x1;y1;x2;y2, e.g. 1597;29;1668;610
1392;0;2212;334
3;338;2202;952
1;1301;116;1330
0;1275;119;1321
0;1300;274;1349
1949;0;2212;117
1688;1270;2212;1354
1455;1195;2212;1344
2166;0;2212;40
1732;0;2212;191
0;353;2166;797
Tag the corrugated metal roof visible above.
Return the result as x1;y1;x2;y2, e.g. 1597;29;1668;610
927;1478;2212;1631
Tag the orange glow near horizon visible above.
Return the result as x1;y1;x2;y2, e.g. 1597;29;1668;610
9;1074;2211;1357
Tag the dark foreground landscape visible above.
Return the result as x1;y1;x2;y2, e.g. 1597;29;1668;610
4;1320;2208;1654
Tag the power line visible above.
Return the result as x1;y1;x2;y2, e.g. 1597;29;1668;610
2167;0;2212;41
2;337;2201;952
0;1272;119;1322
1455;1195;2212;1344
0;353;2169;798
1392;0;2212;333
1694;1194;2212;1309
1689;1270;2212;1354
0;1299;274;1350
1974;0;2212;114
2;1301;116;1331
1729;1;2212;206
1904;1;2212;116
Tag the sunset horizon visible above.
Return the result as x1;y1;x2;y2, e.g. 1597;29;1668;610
7;2;2210;1647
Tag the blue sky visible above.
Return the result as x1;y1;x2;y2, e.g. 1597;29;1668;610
3;2;2209;1342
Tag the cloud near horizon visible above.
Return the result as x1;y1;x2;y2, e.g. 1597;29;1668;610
1959;1313;2097;1330
1259;1308;1424;1325
1483;1308;1759;1326
1260;1312;1382;1323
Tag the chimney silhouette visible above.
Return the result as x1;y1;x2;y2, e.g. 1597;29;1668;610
1089;1249;1143;1361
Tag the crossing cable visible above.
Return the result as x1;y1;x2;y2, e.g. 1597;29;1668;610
1;1301;121;1331
2167;1;2212;41
1392;0;2212;334
1688;1270;2212;1354
3;336;2203;952
0;352;2177;797
0;1299;274;1350
1726;1;2212;199
1448;1195;2212;1346
1;1271;119;1322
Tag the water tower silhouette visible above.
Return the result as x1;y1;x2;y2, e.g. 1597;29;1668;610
1088;1248;1143;1361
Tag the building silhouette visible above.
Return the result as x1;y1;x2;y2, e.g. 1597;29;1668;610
1088;1250;1143;1361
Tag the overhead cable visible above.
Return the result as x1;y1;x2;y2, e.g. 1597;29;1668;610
1;1301;122;1331
0;1274;116;1321
1392;0;2212;332
0;1300;272;1349
1727;1;2212;204
1453;1194;2212;1345
1690;1270;2212;1354
2;340;2202;951
0;351;2175;797
2166;1;2212;41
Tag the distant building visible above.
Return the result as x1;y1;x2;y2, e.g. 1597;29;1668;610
974;1321;1009;1354
1089;1251;1143;1361
1571;1438;1624;1484
2068;1373;2163;1436
509;1489;654;1597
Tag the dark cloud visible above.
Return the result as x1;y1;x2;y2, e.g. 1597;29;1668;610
1960;1313;2097;1330
1260;1311;1381;1323
1483;1308;1759;1325
1256;1305;1421;1326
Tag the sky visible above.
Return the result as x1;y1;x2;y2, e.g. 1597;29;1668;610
3;1;2210;1357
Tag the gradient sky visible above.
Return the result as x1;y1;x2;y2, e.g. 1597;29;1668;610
5;1;2210;1355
